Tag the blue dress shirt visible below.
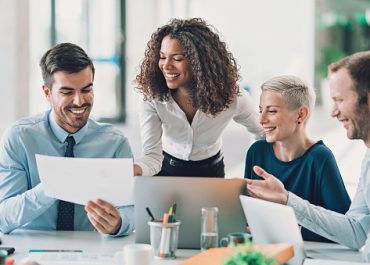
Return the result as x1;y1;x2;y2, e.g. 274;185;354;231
0;110;134;236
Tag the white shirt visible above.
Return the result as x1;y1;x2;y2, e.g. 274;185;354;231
288;148;370;261
136;90;264;176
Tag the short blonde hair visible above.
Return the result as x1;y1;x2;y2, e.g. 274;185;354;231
261;75;316;113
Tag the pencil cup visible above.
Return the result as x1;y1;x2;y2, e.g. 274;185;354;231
148;220;181;259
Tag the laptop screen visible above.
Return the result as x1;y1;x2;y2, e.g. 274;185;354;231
134;176;248;249
240;195;306;265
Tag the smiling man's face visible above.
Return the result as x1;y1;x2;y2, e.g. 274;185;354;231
329;68;370;147
43;67;94;133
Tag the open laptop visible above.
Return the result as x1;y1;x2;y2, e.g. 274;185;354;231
240;195;305;265
134;177;248;249
239;195;364;265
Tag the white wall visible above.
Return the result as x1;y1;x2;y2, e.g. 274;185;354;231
0;0;30;132
125;0;158;125
190;0;314;96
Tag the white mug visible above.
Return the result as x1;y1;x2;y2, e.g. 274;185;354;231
122;243;152;265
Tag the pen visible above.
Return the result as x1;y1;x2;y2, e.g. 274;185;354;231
29;250;83;252
146;207;155;221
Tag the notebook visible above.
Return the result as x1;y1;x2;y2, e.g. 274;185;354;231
239;195;364;265
134;176;248;249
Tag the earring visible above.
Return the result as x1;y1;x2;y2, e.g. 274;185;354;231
298;121;301;124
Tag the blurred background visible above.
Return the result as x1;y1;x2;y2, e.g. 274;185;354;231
0;0;369;197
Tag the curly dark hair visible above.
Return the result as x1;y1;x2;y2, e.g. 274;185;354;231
135;18;240;116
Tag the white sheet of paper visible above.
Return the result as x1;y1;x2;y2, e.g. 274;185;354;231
36;154;134;206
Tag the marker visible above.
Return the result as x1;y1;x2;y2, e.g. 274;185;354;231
169;203;177;222
159;213;171;257
5;257;14;265
162;213;169;224
168;213;174;223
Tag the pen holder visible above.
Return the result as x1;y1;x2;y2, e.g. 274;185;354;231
148;220;181;259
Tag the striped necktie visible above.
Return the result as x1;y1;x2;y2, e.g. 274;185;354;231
56;136;75;231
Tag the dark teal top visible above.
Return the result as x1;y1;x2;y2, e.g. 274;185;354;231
244;140;351;242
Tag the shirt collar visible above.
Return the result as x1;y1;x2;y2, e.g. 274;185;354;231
48;109;88;144
156;93;172;105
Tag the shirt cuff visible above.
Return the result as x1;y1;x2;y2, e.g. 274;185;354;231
287;192;305;219
287;192;299;207
110;205;134;237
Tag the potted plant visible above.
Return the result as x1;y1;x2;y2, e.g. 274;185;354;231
223;247;277;265
223;241;278;265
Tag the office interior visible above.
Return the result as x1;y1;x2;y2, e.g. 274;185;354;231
0;0;369;198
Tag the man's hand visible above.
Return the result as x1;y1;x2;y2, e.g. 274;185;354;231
85;199;121;235
246;165;289;205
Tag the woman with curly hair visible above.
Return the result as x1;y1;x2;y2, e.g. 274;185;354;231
134;18;264;177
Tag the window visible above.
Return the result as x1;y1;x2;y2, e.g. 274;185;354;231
29;0;126;122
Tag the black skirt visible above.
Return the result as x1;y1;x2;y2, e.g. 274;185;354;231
156;151;225;177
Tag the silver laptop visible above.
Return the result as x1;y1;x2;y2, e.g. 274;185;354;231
134;177;248;249
240;196;365;265
240;195;306;265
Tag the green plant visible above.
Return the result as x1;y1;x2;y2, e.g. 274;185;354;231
223;243;277;265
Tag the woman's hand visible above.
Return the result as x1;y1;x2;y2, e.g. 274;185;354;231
133;164;142;176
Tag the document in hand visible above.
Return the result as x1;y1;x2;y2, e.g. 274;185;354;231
36;154;134;206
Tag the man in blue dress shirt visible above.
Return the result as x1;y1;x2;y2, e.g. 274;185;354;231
0;43;134;237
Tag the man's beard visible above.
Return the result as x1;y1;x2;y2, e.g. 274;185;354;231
351;103;370;142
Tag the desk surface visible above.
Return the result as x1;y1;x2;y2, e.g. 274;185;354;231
304;241;362;263
0;230;364;265
0;229;198;264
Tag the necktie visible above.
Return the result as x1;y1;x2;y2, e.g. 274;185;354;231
56;136;75;231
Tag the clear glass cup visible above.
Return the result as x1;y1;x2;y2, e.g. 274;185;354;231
200;207;219;251
148;220;181;259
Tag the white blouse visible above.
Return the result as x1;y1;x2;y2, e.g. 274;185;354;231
135;89;264;176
